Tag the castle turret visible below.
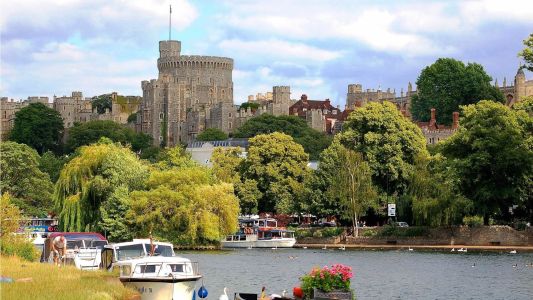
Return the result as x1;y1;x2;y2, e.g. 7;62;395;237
272;86;290;115
159;40;181;58
347;84;362;109
515;66;526;99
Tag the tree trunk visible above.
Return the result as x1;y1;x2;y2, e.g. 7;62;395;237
354;211;359;237
483;214;489;226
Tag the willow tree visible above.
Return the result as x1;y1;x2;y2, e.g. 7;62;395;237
127;166;239;245
54;139;148;232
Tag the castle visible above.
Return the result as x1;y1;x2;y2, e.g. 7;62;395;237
0;92;141;141
136;40;291;146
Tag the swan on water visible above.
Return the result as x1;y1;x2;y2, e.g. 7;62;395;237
408;247;413;251
510;250;517;254
322;245;327;250
219;287;229;300
451;248;455;252
339;245;346;251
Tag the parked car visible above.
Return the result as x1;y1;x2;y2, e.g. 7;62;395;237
396;222;409;228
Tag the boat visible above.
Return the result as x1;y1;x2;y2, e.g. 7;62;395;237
100;239;176;271
41;232;108;270
101;239;202;299
17;217;59;255
221;217;296;248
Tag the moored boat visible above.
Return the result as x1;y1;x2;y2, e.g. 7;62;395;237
221;217;296;249
115;256;201;300
41;232;108;270
101;239;202;299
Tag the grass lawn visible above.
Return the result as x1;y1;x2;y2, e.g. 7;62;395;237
0;255;138;300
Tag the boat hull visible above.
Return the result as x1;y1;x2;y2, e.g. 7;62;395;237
120;277;200;300
221;238;296;248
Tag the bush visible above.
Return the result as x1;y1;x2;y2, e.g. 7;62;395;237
295;229;313;239
377;225;429;237
312;230;323;238
361;229;378;237
1;239;40;262
463;215;484;227
300;264;353;299
321;227;343;238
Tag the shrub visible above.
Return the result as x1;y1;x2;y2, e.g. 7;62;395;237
300;264;353;299
1;239;40;262
321;227;343;238
377;225;429;237
295;229;313;239
312;230;323;238
361;229;377;237
463;215;484;227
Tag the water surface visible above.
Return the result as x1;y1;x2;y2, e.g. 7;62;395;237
183;249;533;300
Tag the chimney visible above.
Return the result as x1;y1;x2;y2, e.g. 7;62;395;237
301;94;308;102
429;108;437;130
452;112;459;130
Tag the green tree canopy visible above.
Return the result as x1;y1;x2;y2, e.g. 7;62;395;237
440;100;533;224
241;133;309;213
233;114;331;160
239;102;260;111
339;102;428;196
0;142;54;216
519;33;533;72
127;112;138;123
127;166;239;245
9;102;64;154
92;95;112;114
411;58;504;124
54;139;149;231
65;120;152;153
196;128;228;141
407;154;472;226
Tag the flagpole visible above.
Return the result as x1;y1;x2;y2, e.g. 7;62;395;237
169;4;172;41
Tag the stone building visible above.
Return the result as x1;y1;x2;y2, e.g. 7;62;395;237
417;108;459;145
137;40;235;146
0;96;51;141
53;91;93;128
346;82;415;117
496;67;533;106
136;40;295;146
289;95;342;133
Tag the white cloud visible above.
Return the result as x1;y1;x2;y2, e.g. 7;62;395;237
218;39;343;63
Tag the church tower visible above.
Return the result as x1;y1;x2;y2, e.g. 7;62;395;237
515;66;526;100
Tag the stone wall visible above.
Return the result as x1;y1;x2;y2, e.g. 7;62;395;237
298;226;533;246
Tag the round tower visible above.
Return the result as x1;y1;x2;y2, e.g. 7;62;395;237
159;40;181;58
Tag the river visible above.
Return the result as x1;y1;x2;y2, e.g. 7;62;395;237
183;248;533;300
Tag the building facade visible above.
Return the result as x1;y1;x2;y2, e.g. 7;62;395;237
496;67;533;106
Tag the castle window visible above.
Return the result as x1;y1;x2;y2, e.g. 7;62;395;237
159;113;164;120
229;113;232;118
332;110;337;115
229;122;232;129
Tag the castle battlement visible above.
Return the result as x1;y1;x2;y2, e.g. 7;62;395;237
157;56;234;71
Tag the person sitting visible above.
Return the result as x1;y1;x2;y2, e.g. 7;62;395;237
51;235;67;266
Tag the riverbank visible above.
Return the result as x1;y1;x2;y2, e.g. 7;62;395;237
0;255;138;300
294;243;533;252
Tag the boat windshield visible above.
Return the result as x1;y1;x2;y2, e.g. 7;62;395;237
89;240;108;249
116;244;145;260
143;244;174;256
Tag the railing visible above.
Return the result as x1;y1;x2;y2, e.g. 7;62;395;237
128;261;201;279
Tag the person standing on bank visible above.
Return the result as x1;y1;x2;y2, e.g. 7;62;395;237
51;235;67;266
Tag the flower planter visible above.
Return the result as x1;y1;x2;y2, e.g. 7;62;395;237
313;288;353;300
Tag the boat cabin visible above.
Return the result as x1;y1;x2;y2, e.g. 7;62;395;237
100;239;175;271
41;232;108;270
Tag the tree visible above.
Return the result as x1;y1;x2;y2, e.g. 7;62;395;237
127;167;239;245
411;58;504;124
338;102;428;197
196;128;228;141
0;142;54;216
39;151;70;183
233;114;331;160
519;33;533;72
54;139;148;231
9;102;64;154
211;147;262;214
66;120;152;153
408;155;472;226
440;100;533;224
92;95;112;114
239;102;260;111
328;147;377;236
241;133;309;213
127;112;138;123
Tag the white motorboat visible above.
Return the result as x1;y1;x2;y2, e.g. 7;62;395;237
104;239;202;300
41;232;108;270
221;218;296;249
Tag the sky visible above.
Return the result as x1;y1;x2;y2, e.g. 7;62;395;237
1;0;533;106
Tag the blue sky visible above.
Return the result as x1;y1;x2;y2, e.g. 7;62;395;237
1;0;532;106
